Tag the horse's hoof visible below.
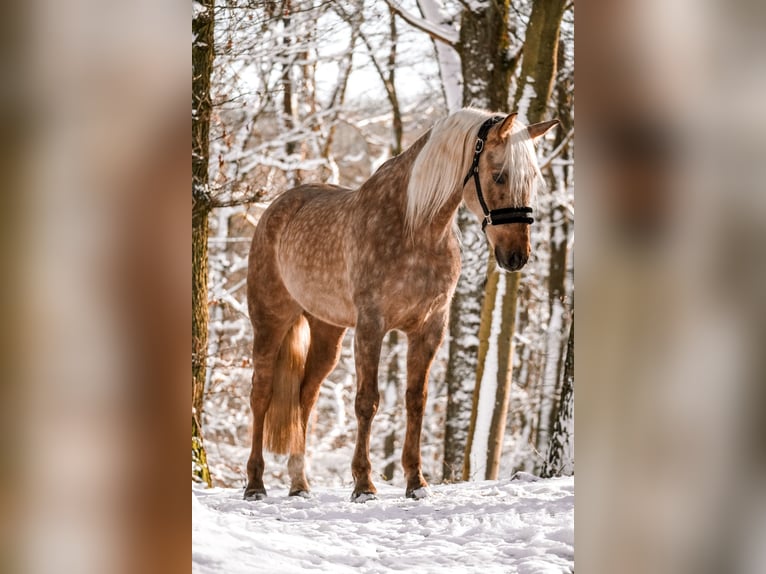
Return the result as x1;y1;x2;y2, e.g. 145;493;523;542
244;489;267;501
289;489;311;498
406;486;432;500
351;491;377;503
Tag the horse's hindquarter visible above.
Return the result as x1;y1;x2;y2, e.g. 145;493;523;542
275;188;357;327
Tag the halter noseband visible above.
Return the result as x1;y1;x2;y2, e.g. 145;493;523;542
462;116;534;232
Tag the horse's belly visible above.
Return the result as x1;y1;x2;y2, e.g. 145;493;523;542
281;267;356;327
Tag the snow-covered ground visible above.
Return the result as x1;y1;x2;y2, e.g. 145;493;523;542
193;475;573;574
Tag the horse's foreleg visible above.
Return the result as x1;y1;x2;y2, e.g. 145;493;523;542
350;316;384;501
288;318;346;496
402;311;448;499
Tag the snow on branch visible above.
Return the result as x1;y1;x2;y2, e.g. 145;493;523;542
416;0;462;110
384;0;459;46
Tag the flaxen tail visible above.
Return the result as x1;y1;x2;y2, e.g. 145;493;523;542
263;315;310;454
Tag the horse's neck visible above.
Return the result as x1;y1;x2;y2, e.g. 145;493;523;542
355;133;461;242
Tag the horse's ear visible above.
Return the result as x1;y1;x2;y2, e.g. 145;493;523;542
498;112;518;140
527;119;559;140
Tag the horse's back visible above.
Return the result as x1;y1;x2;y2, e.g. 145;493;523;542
256;183;350;227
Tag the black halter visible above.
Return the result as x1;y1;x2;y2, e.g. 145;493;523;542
463;116;534;232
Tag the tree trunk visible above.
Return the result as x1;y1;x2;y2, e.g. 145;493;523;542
387;7;403;156
281;0;298;187
192;412;212;486
534;173;571;466
529;10;571;468
542;308;574;478
512;0;567;124
463;266;520;480
458;2;514;110
464;0;567;480
192;0;214;487
441;0;514;483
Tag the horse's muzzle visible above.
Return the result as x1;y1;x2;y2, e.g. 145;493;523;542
495;248;528;272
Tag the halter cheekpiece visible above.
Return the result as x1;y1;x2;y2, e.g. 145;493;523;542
463;116;534;232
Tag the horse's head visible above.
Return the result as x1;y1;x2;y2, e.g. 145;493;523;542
462;113;559;272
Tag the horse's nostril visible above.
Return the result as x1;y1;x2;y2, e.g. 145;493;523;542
494;248;528;271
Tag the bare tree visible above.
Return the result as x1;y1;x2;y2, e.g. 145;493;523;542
192;0;215;487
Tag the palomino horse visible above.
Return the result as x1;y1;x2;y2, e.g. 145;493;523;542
244;108;557;501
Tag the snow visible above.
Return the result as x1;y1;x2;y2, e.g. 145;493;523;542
516;79;537;124
193;476;574;574
469;272;506;480
193;1;206;19
466;1;491;12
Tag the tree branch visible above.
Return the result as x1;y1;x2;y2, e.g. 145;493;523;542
384;0;458;46
539;128;574;170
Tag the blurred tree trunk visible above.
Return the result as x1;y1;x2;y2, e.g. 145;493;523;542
192;0;214;487
442;0;516;482
542;307;574;477
463;0;567;481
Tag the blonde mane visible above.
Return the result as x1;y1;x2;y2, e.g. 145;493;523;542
405;108;542;232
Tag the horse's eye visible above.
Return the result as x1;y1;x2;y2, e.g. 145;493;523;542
493;173;506;185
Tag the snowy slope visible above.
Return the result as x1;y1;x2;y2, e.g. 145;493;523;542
193;476;573;574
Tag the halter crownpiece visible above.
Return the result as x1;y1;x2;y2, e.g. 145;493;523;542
463;116;535;232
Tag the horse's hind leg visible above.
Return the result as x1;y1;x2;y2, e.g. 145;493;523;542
288;316;346;496
244;311;299;500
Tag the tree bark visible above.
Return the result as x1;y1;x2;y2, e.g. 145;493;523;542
192;0;214;487
458;2;514;110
